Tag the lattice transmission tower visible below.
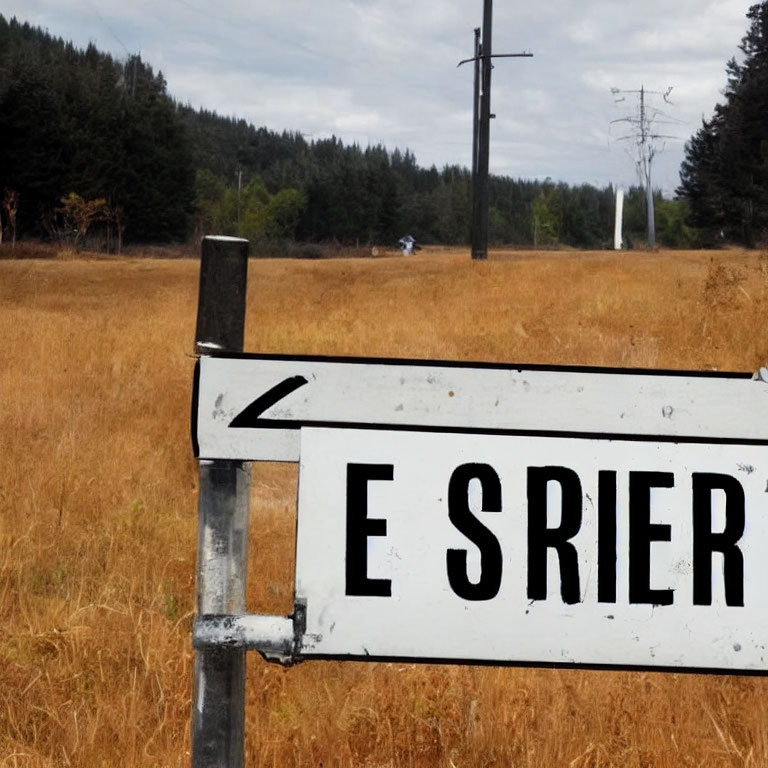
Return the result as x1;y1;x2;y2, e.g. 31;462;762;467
610;85;677;248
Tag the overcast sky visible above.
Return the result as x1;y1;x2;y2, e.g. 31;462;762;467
4;0;757;194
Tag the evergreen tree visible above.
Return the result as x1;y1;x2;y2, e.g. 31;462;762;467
0;17;194;243
678;2;768;244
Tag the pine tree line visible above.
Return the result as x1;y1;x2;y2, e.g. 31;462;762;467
1;14;697;251
0;17;194;244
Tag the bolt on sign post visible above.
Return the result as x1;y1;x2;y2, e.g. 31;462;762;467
191;249;768;761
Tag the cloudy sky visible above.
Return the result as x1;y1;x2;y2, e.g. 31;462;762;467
4;0;757;193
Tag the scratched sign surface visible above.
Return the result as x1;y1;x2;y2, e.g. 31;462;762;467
194;354;768;462
294;428;768;672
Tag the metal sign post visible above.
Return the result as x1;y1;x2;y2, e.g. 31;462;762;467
192;236;250;768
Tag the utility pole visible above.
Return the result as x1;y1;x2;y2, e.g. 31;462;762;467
471;27;481;184
459;2;532;260
610;85;676;248
474;0;493;261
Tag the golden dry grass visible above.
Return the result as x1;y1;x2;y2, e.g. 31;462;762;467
3;246;768;767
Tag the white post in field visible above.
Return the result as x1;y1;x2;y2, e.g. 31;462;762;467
614;187;624;250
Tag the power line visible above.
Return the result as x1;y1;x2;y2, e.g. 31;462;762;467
158;0;347;64
84;0;131;56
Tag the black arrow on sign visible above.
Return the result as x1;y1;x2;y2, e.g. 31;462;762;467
229;375;309;428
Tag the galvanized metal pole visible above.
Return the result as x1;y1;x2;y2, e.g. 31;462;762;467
471;0;493;260
192;235;250;768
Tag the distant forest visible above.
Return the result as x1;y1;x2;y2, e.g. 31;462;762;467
0;13;745;250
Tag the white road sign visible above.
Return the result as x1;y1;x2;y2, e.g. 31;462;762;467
194;355;768;462
295;427;768;672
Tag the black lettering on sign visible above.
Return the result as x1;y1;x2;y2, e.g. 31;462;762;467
629;471;674;605
597;470;618;604
527;466;582;604
446;463;503;601
692;473;745;607
345;463;393;597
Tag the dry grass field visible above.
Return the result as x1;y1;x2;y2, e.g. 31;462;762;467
3;245;768;767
